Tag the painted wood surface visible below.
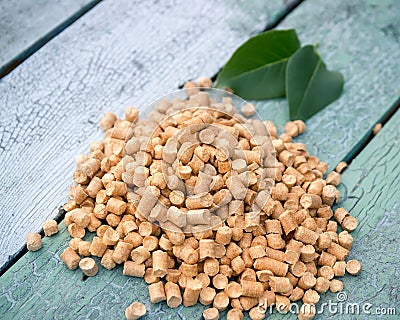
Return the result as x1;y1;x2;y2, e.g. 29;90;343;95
0;0;298;272
0;0;399;318
256;0;400;167
0;0;100;77
0;102;398;320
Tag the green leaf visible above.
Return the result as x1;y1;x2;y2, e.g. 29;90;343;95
286;45;344;121
215;29;300;100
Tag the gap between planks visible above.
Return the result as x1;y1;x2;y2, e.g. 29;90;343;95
0;0;103;79
341;98;400;166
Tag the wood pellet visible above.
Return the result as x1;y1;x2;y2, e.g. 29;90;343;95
32;79;362;320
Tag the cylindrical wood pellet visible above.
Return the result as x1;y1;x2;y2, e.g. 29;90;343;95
148;281;166;303
125;301;146;320
183;278;203;306
26;233;42;251
152;250;168;277
213;291;230;311
203;307;219;320
79;257;98;276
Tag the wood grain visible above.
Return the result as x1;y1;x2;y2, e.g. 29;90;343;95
256;0;400;166
0;0;99;76
0;100;398;320
0;0;297;271
1;0;399;318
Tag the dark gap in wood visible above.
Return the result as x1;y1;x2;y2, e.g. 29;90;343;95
0;0;103;79
342;98;400;166
0;0;305;276
0;207;67;276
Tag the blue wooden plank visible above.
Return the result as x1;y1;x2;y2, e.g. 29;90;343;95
0;0;101;77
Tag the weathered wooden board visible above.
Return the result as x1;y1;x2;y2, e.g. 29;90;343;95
0;0;100;77
320;111;400;319
1;0;399;318
1;102;398;320
0;0;299;272
256;0;400;167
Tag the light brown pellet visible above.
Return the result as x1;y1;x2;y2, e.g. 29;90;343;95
338;231;353;250
60;247;80;270
326;171;341;186
113;241;133;264
106;197;127;215
103;227;120;245
125;301;146;320
329;279;344;292
70;208;90;228
322;185;337;206
203;307;220;320
79;257;98;276
69;238;82;252
341;215;358;232
294;226;319;245
275;295;290;313
78;241;91;256
249;306;266;320
215;226;232;245
269;276;292;294
213;274;228;290
318;266;334;280
333;261;346;277
284;250;299;265
68;223;85;238
335;161;348;173
346;260;362;275
314;276;330;293
225;282;242;299
204;257;220;276
183;278;203;306
123;261;145;277
227;308;244;320
148;281;166;303
254;257;288;277
327;242;349;261
300;194;322;209
125;106;139;122
144;268;160;284
318;251;337;268
99;112;117;130
289;286;304;301
101;249;116;270
298;303;316;320
303;289;320;305
297;272;316;290
164;281;182;308
372;122;382;135
152;250;168;277
241;280;264;298
42;220;58;237
26;233;42;251
300;245;315;263
200;287;217;305
213;292;230;311
130;246;150;265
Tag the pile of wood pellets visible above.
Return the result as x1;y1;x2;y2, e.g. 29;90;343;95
28;79;361;320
